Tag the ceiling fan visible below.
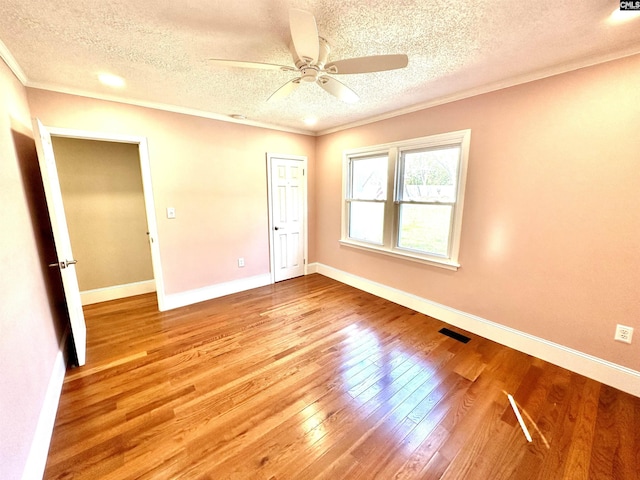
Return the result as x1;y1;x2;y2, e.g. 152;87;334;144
209;9;409;103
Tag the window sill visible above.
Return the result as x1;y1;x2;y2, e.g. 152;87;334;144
338;239;460;271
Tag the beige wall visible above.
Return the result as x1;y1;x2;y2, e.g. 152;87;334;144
52;137;154;291
26;91;317;295
0;60;66;478
315;53;640;372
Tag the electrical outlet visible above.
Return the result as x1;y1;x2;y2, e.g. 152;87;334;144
614;324;633;344
238;257;245;268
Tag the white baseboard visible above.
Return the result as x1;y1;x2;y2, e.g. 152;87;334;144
313;263;640;398
81;280;156;305
22;333;68;480
163;273;272;311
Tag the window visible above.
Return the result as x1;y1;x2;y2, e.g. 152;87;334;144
346;155;387;244
341;130;471;270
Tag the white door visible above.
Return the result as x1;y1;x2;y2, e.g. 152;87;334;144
33;119;87;366
269;156;306;282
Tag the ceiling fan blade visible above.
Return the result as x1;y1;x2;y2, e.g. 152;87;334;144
209;59;296;72
325;54;408;74
267;78;301;102
317;76;359;103
289;9;319;64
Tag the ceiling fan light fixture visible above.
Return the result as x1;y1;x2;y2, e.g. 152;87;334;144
300;66;318;82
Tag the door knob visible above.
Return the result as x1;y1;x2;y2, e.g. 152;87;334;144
48;259;78;269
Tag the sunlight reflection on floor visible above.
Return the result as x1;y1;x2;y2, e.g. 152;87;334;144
333;321;451;445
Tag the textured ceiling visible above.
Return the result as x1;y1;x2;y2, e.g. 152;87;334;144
1;1;639;134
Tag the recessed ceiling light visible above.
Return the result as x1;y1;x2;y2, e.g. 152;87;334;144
98;73;125;88
609;7;640;23
303;117;317;126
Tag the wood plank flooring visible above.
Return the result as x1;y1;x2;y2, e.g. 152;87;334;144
44;274;640;479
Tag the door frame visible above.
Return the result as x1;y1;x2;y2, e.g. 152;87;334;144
43;125;166;311
266;153;308;284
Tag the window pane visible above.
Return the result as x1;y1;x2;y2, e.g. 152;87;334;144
401;146;460;202
349;201;384;244
351;156;387;200
398;204;452;256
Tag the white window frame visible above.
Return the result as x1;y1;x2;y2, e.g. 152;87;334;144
340;129;471;271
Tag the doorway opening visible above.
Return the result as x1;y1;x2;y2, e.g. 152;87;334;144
52;137;156;305
44;126;165;310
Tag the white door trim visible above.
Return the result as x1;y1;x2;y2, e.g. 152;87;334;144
43;126;166;311
266;153;308;284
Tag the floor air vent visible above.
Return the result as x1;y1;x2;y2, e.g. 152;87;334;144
439;327;471;344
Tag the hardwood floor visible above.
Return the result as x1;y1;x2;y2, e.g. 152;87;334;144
44;274;640;479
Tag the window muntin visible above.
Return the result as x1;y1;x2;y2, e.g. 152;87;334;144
341;130;470;270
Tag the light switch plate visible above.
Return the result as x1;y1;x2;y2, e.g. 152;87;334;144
167;207;176;219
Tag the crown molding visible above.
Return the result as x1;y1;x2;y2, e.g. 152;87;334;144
25;82;316;136
317;47;640;136
0;39;27;84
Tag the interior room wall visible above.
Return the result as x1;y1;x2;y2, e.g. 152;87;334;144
0;60;67;479
26;91;317;297
52;137;154;291
314;53;640;372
